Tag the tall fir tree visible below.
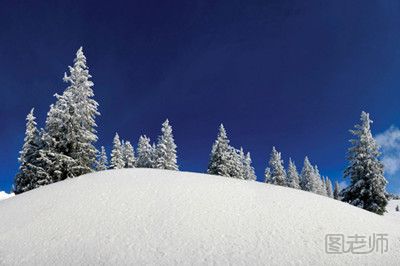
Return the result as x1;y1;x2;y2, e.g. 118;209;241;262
110;133;125;169
96;146;108;171
136;135;154;168
42;47;99;181
333;180;340;200
341;111;388;215
155;119;178;170
14;109;49;194
268;147;287;186
300;156;318;193
123;141;135;168
207;124;232;177
286;158;301;189
325;177;334;198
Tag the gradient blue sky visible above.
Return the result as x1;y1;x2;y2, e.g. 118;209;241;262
1;0;400;193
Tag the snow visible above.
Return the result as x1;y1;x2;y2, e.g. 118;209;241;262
0;191;14;201
0;169;399;265
386;199;400;220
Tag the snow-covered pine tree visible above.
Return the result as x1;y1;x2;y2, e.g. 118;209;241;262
151;142;157;168
207;124;232;177
110;133;125;169
226;147;244;179
325;177;334;198
333;180;340;200
136;135;154;168
155;119;178;170
96;146;108;171
286;158;301;189
341;111;388;215
264;167;271;183
14;109;49;194
41;47;99;181
123;141;135;168
314;166;327;196
300;156;318;193
244;152;257;181
268;147;286;186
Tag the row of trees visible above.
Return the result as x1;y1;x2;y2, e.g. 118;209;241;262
13;48;388;215
205;124;340;199
96;119;178;171
264;148;340;199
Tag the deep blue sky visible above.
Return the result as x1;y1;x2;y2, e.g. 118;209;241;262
1;0;400;193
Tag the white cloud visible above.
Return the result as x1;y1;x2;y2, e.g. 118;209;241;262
375;126;400;175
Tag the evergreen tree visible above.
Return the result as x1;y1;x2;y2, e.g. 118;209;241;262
207;124;232;177
325;177;334;198
286;158;301;189
227;147;244;179
42;47;99;181
110;133;125;169
155;119;178;170
14;109;49;194
123;141;135;168
300;156;318;193
151;142;157;168
264;167;271;183
136;135;154;168
96;146;108;171
333;180;340;200
268;147;286;186
314;166;327;196
243;152;257;181
341;111;388;215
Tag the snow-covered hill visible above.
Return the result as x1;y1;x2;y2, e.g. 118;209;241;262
0;169;399;265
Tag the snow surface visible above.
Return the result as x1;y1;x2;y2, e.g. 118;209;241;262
0;191;14;201
386;199;400;221
0;169;399;265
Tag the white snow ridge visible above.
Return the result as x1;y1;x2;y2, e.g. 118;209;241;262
0;169;399;265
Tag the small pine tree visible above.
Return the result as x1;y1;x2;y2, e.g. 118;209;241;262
96;146;108;171
155;119;178;170
243;152;257;181
333;180;340;200
341;111;388;215
207;124;232;177
123;141;135;168
268;147;286;186
325;177;334;198
314;166;327;196
136;135;154;168
286;158;301;189
264;167;271;183
300;156;318;192
14;109;49;194
110;133;125;169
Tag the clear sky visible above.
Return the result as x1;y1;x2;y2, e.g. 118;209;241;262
1;0;400;193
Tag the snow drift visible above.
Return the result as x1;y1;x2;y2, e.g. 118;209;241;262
0;191;14;201
0;169;399;265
